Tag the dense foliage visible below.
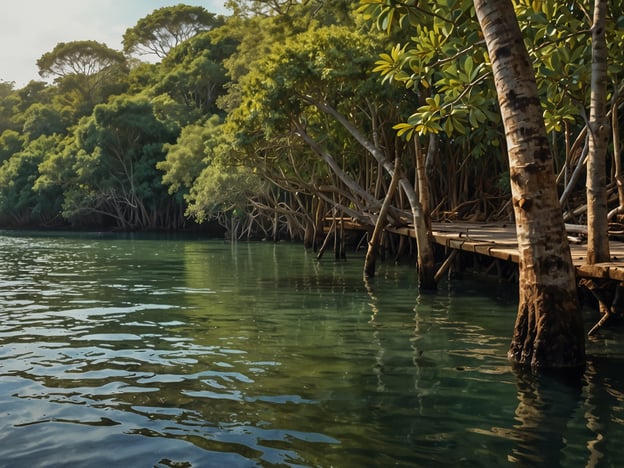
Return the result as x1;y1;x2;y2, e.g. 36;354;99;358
0;1;622;239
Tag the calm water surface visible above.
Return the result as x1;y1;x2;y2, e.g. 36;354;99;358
1;232;624;467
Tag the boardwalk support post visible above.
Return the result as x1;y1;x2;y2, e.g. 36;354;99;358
434;249;460;283
581;279;624;336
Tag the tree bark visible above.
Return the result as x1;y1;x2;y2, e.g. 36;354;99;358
586;0;611;264
474;0;585;369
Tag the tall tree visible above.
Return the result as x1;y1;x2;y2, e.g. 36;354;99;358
123;5;220;59
37;41;125;78
473;0;585;368
586;0;611;264
37;41;128;111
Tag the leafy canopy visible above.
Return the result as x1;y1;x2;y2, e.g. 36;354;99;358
37;40;126;79
123;4;220;59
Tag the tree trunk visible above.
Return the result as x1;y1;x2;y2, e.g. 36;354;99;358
608;96;624;220
586;0;611;264
474;0;585;369
416;137;432;237
364;157;401;277
414;136;436;290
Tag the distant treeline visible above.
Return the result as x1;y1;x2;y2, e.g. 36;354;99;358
0;1;621;241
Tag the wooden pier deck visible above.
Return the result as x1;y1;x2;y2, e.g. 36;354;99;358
387;222;624;282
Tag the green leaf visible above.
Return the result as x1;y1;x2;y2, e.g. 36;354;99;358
393;122;415;140
464;56;474;79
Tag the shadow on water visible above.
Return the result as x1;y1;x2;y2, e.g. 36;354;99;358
582;353;624;467
505;367;584;467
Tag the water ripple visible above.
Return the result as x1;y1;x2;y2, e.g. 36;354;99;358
2;233;623;466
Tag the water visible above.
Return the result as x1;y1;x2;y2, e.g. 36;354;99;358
1;232;624;467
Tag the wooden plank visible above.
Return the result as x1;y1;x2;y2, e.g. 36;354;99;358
576;264;611;279
389;226;413;237
445;239;467;250
576;263;624;281
474;243;495;257
488;248;519;263
384;219;624;283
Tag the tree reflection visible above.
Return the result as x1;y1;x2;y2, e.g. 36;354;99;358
582;355;624;467
508;368;583;466
363;275;387;393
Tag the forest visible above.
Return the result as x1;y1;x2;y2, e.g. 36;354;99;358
0;0;619;239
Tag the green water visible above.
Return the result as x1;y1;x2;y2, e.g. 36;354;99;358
1;232;624;467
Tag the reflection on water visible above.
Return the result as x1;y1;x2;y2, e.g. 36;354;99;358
1;232;624;466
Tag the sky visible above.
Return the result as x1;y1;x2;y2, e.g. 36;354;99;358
0;1;230;87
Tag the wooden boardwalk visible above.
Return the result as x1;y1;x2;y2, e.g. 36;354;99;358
387;222;624;282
